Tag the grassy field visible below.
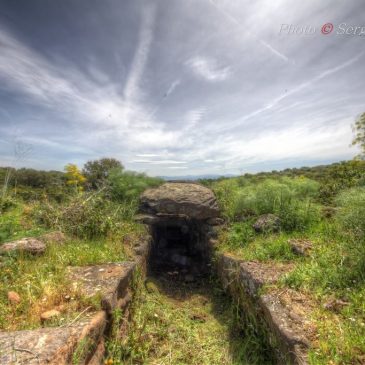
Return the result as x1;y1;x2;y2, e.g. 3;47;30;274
208;166;365;364
0;165;156;331
0;200;146;331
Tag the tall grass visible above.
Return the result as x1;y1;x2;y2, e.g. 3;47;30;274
335;187;365;238
0;238;129;330
213;177;320;231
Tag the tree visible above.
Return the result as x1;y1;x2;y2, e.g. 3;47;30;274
64;164;86;192
352;112;365;160
83;158;124;189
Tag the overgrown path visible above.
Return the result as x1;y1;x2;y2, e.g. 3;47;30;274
114;273;272;365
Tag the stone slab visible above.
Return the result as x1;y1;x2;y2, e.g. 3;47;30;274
67;262;136;312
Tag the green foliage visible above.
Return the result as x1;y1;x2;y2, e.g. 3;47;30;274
83;157;124;189
0;195;17;213
213;177;320;232
32;191;138;239
224;222;256;250
0;238;128;330
0;203;44;243
0;167;68;202
317;160;365;204
64;163;86;192
108;168;162;203
335;187;365;239
220;223;297;262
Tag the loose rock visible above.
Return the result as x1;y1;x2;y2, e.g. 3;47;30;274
288;239;313;256
7;291;21;305
0;238;46;255
253;214;280;233
40;309;61;322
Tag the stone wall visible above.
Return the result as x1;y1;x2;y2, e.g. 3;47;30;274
216;252;310;365
0;237;152;365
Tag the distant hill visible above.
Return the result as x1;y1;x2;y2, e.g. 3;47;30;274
159;174;236;181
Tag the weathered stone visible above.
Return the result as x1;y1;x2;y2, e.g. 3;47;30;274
253;214;281;233
7;291;21;305
134;214;160;225
217;252;312;364
40;231;66;245
206;217;225;226
323;297;350;312
260;294;310;364
0;238;46;255
140;182;219;219
40;309;61;322
0;311;106;365
288;239;313;256
67;262;136;312
239;261;294;296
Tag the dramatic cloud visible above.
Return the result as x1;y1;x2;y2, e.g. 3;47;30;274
0;0;364;176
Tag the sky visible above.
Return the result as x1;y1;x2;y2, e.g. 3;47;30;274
0;0;364;177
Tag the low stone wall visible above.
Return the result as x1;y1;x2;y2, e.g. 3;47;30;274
0;237;151;365
216;252;311;365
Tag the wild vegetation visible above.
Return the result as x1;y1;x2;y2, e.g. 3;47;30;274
1;150;365;364
0;158;161;331
205;159;365;364
106;273;272;365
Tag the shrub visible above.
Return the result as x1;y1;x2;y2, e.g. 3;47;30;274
33;192;136;239
108;169;162;203
0;196;16;213
83;158;124;189
218;177;320;231
335;187;365;239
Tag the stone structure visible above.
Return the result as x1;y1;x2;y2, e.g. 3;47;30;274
137;182;222;276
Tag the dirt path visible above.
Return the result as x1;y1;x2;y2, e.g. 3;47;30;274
118;273;271;365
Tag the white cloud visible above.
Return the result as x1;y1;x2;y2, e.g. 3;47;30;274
164;79;181;98
186;56;231;82
133;159;186;164
0;1;363;177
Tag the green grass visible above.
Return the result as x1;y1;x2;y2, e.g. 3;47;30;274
218;221;299;262
214;190;365;364
106;274;273;365
0;234;133;331
0;203;45;243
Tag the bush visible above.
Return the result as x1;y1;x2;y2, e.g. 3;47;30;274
108;169;162;203
0;196;16;213
335;187;365;239
33;192;136;239
214;177;320;231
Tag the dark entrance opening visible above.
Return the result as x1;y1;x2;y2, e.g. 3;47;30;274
149;218;211;277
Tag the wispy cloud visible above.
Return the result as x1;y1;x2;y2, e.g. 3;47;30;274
184;108;206;129
133;159;186;164
164;79;181;98
211;51;365;133
207;0;289;63
186;56;231;82
123;4;156;102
